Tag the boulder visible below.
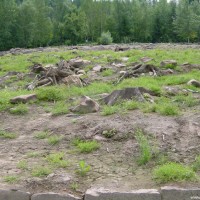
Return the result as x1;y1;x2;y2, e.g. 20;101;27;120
93;65;102;72
60;75;82;87
10;94;37;104
115;46;130;52
71;96;100;114
187;79;200;88
102;87;156;106
160;60;177;67
69;59;90;68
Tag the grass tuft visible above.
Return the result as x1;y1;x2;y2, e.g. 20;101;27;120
153;162;196;183
9;104;28;115
135;129;152;165
31;166;52;177
47;135;63;145
46;152;68;168
0;130;17;139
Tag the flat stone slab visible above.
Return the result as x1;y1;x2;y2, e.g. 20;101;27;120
161;186;200;200
10;94;37;104
0;189;30;200
85;188;161;200
31;192;81;200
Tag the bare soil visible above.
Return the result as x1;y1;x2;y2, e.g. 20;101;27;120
0;104;199;196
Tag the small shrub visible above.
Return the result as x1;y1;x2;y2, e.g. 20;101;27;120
102;129;116;138
153;162;196;183
98;31;113;45
0;130;17;139
34;131;49;139
31;166;52;177
70;182;79;191
3;176;19;183
17;160;28;170
46;152;68;168
74;140;100;153
76;160;91;176
47;135;62;145
9;104;28;115
135;129;152;165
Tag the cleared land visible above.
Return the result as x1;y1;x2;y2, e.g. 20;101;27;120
0;44;200;197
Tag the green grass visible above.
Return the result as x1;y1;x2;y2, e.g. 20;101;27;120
135;129;152;165
26;151;41;158
0;130;17;139
17;160;28;170
34;131;49;139
9;104;28;115
50;101;69;116
46;152;68;168
3;176;19;183
101;69;114;77
47;135;63;145
76;160;91;176
31;166;52;177
101;105;121;116
153;162;196;183
73;139;100;153
193;155;200;172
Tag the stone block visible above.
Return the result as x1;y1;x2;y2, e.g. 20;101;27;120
0;189;30;200
161;186;200;200
85;188;161;200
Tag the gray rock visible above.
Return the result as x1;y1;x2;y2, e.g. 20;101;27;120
71;96;100;114
93;65;102;72
0;189;30;200
160;60;177;67
161;186;200;200
10;94;37;104
61;75;82;87
85;188;161;200
187;79;200;88
31;193;81;200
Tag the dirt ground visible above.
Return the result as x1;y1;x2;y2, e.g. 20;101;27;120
0;104;199;196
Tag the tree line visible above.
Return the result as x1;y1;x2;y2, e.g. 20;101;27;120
1;0;200;51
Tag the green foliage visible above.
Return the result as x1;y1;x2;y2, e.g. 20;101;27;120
101;69;114;77
0;130;17;139
76;160;91;176
192;155;200;172
36;86;66;101
153;162;196;183
47;135;62;145
102;129;116;138
26;151;41;158
9;104;28;115
101;105;121;116
70;182;79;191
46;152;68;168
3;176;19;184
17;160;28;170
31;166;52;177
50;101;69;116
98;31;113;45
73;139;100;153
135;129;152;165
34;131;49;139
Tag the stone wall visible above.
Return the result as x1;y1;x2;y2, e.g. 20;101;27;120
0;186;200;200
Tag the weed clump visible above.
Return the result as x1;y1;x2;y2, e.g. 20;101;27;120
31;166;52;177
46;152;68;168
153;162;196;183
9;104;28;115
135;129;152;165
73;138;100;153
76;160;91;176
0;130;17;139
